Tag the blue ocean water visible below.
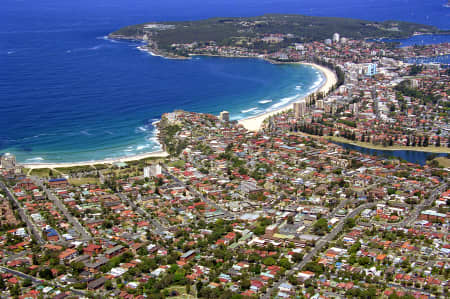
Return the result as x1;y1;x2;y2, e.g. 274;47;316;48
1;0;449;163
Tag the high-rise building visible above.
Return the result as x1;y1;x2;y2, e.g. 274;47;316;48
219;111;230;122
332;32;340;43
365;63;377;76
0;153;16;170
293;100;307;118
144;164;162;178
316;99;324;110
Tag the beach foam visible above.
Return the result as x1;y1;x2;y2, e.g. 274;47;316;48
136;144;150;151
268;94;299;110
26;157;44;162
241;107;258;114
258;99;273;104
136;126;148;133
80;130;93;136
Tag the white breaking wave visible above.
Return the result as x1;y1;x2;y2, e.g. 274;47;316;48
89;45;103;50
258;99;273;104
26;157;44;162
137;46;169;59
136;126;148;133
241;107;258;113
80;130;93;136
136;144;150;151
251;109;263;114
267;94;299;110
309;77;323;90
295;85;302;90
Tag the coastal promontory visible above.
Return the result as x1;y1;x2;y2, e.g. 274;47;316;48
109;14;443;57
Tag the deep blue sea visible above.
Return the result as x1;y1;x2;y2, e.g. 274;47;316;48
1;0;449;163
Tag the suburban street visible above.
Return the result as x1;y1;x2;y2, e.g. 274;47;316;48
0;266;86;297
30;177;92;240
0;181;45;245
263;202;376;299
161;164;236;219
118;193;168;235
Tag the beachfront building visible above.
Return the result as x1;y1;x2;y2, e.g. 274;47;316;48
293;100;307;118
220;111;230;122
144;164;162;178
0;153;16;170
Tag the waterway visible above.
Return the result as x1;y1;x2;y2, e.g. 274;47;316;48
334;142;448;165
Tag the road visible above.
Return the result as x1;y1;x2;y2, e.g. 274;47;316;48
2;250;31;264
263;202;375;299
391;183;447;228
0;266;86;296
30;177;92;240
0;181;45;244
118;193;168;235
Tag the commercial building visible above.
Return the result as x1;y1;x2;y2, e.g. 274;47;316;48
220;111;230;122
332;32;340;43
0;153;16;170
144;164;162;178
365;63;377;76
293;100;307;118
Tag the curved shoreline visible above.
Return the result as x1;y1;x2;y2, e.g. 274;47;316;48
238;62;338;132
21;150;169;170
19;59;334;169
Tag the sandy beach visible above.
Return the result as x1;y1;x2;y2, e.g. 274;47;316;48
21;150;169;169
238;63;337;131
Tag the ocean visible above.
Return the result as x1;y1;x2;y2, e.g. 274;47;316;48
1;0;449;163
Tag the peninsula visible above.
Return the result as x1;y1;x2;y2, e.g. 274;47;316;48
109;14;443;59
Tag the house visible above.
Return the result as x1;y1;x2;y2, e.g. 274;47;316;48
48;178;69;188
84;244;102;256
279;282;294;294
84;257;109;273
59;248;77;261
87;277;107;290
105;245;127;259
180;250;196;262
420;210;447;223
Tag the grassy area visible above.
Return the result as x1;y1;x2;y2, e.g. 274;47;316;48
433;157;450;168
326;136;450;154
168;160;186;168
55;165;96;174
29;168;52;178
68;177;100;186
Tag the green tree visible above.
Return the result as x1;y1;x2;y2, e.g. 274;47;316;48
279;258;292;270
39;268;54;280
312;218;329;235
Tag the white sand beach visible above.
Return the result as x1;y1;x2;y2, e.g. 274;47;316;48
238;63;337;132
21;150;169;169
